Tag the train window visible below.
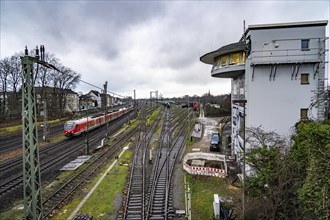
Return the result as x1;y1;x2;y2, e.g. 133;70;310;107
64;122;75;130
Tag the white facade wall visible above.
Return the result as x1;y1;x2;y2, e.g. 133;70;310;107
245;64;319;135
65;93;79;113
244;24;326;136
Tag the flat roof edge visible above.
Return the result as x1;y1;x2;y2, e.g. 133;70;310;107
248;20;328;30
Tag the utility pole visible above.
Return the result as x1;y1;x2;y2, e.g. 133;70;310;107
156;90;158;107
21;45;59;219
150;91;158;107
42;99;48;142
134;89;136;107
104;81;109;140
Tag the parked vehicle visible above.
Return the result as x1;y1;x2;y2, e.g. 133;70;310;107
210;132;221;151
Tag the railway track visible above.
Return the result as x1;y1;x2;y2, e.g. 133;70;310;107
122;108;162;220
0;124;64;153
119;105;191;220
43;126;139;218
146;107;189;219
0;111;136;211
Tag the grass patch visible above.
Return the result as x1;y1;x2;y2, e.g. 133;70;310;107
0;118;68;135
0;124;22;134
186;175;241;219
0;200;24;220
52;150;132;219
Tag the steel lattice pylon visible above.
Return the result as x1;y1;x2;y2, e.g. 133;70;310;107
21;55;43;220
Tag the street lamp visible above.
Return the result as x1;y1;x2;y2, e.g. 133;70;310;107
232;99;247;219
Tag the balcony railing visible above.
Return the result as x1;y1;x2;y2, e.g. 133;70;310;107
249;48;321;65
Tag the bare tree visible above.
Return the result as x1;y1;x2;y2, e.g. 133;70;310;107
50;64;80;115
0;57;11;116
245;127;292;219
7;53;23;115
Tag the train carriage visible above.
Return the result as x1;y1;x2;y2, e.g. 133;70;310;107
64;106;132;137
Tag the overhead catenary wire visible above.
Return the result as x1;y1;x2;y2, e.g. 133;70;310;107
75;78;127;98
27;46;128;99
55;68;127;98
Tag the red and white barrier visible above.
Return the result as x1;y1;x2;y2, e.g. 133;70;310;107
183;163;226;178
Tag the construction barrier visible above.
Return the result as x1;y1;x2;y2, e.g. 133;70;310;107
183;153;227;178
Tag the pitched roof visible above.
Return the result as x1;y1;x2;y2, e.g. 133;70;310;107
89;90;101;96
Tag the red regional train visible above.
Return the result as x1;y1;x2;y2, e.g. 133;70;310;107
64;106;132;137
193;102;199;111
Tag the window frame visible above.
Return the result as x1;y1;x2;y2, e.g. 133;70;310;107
300;108;308;119
300;73;310;85
301;39;310;51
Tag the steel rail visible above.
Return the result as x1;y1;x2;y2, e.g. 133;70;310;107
42;126;138;218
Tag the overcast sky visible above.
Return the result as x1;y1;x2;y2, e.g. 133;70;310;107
1;1;329;98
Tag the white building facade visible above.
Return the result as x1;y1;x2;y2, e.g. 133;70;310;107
200;20;328;160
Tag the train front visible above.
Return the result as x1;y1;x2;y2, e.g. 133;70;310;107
64;121;76;137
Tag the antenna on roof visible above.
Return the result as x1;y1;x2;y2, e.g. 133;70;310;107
243;20;246;43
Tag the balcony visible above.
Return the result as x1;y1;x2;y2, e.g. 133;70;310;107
211;63;245;78
200;42;247;78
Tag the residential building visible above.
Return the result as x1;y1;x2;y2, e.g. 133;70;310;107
35;86;79;115
65;90;79;113
200;20;328;160
88;90;102;108
79;94;94;111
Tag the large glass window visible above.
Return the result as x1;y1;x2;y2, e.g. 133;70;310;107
230;53;240;64
220;56;228;66
242;52;246;64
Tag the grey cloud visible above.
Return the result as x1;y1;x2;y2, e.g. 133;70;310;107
1;1;328;98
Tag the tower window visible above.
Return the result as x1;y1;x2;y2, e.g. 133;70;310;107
301;39;310;51
300;108;308;119
301;73;309;84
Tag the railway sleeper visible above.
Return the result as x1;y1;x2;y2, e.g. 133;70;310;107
129;194;142;198
128;199;142;204
155;191;165;196
153;203;165;208
127;205;142;209
127;210;142;214
154;194;165;198
126;216;142;220
128;200;142;205
148;215;167;220
151;208;165;213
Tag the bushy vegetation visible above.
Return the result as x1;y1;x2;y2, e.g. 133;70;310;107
245;121;330;219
